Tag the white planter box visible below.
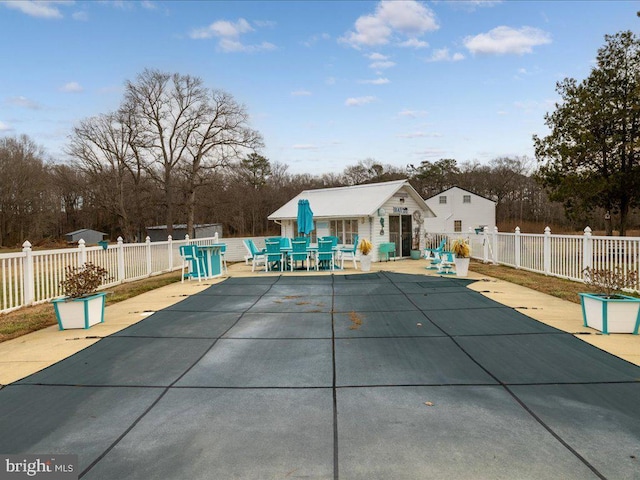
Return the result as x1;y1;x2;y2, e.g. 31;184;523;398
52;292;107;330
454;257;470;277
360;255;372;272
579;293;640;334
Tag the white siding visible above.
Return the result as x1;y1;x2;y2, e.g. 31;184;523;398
424;187;495;233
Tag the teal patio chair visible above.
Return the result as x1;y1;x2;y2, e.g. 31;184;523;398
339;234;359;270
425;239;447;270
179;245;206;282
316;239;335;271
438;251;456;275
243;239;267;272
320;236;339;247
217;243;228;272
290;239;311;271
265;240;283;272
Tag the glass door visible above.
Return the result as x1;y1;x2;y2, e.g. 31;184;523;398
389;215;412;257
389;216;400;257
401;214;412;256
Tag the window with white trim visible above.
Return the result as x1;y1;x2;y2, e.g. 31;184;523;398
454;220;462;232
439;196;447;204
463;195;471;204
330;219;358;244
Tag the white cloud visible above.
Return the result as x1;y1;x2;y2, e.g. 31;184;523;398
291;89;312;96
141;1;157;9
0;121;12;131
369;60;396;70
345;96;376;107
191;18;253;39
218;38;275;53
325;77;336;86
367;52;388;61
60;82;83;93
464;26;551;55
302;32;330;47
399;38;429;49
2;0;70;19
417;148;448;158
397;109;427;118
340;0;438;48
359;77;390;85
6;96;43;110
426;48;465;62
190;18;276;53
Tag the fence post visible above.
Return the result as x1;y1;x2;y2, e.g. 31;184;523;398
146;236;152;276
492;227;498;264
185;234;191;244
582;226;593;276
515;227;521;269
22;241;34;306
78;239;87;266
483;227;489;263
167;235;173;271
543;226;551;275
117;237;125;282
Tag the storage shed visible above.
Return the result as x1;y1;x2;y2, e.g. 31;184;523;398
146;224;223;242
268;179;435;261
65;229;107;245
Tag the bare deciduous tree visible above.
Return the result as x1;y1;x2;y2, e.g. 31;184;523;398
122;69;263;237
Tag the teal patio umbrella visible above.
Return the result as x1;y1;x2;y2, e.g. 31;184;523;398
297;199;314;236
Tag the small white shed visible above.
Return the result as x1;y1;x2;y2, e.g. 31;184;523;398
268;179;435;261
423;187;496;233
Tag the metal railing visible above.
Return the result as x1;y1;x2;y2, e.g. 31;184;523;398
426;226;640;291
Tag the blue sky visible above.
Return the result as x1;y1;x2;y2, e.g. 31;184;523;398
1;1;638;175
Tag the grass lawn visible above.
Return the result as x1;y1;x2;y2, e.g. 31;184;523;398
0;271;182;343
469;261;586;304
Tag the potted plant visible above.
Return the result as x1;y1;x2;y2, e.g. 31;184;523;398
52;262;112;330
451;238;471;277
358;238;373;272
579;267;640;334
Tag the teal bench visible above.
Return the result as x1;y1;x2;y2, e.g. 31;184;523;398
379;242;397;261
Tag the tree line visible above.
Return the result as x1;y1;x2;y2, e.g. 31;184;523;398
2;30;640;246
0;136;565;247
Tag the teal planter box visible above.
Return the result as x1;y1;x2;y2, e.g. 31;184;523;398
579;292;640;334
52;292;107;330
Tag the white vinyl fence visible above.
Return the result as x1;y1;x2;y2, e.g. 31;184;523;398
0;235;270;314
426;226;640;291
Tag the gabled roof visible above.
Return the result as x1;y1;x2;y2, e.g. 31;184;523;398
425;186;496;204
268;179;434;220
66;229;107;236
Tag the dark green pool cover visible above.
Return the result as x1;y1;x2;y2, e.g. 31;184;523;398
1;272;639;479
